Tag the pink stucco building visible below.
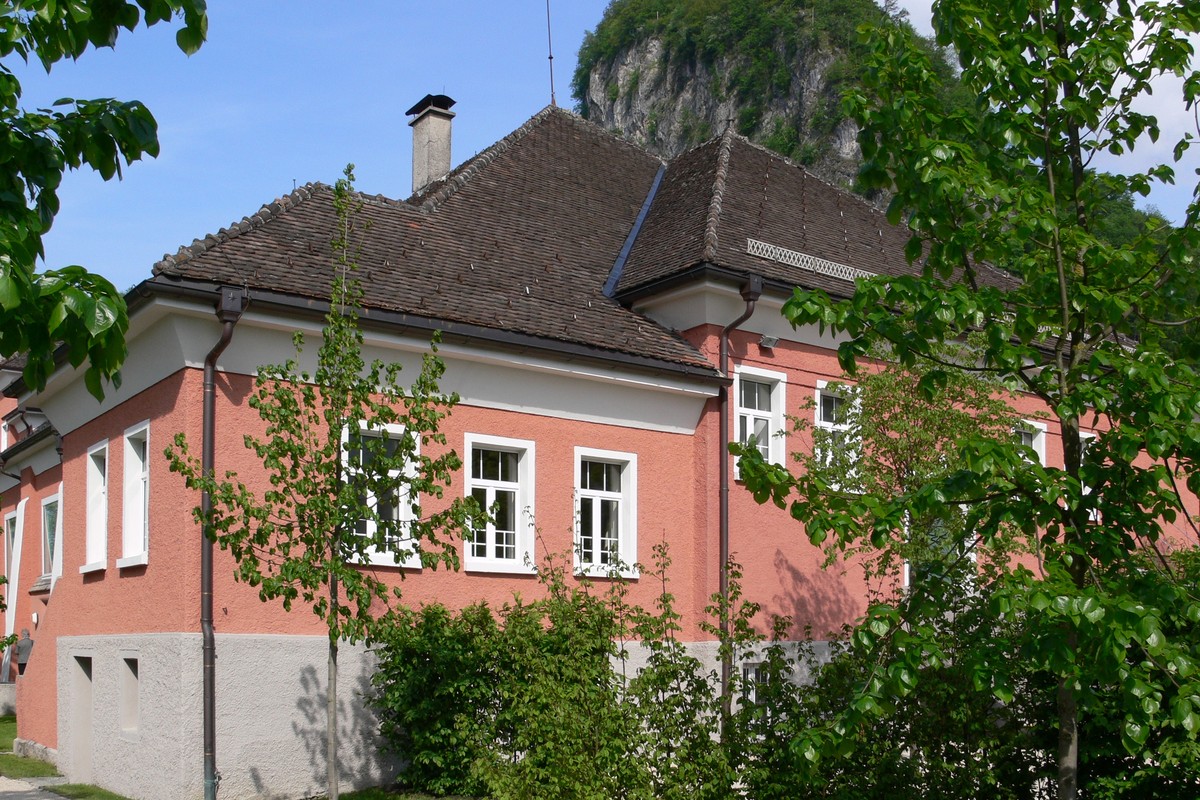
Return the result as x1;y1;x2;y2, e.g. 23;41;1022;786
0;99;1123;799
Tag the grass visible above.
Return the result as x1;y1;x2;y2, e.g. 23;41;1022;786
0;751;59;778
0;714;14;750
48;787;133;800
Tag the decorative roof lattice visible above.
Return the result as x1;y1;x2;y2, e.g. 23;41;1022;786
746;238;876;283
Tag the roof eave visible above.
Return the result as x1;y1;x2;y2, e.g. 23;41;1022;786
0;421;57;466
616;262;803;306
144;275;724;385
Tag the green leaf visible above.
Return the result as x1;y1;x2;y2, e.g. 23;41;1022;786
904;235;924;264
0;272;19;311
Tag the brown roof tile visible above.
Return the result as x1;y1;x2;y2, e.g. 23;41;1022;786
150;110;1017;381
153;108;715;374
617;133;1019;297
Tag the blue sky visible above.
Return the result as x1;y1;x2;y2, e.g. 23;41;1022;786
12;1;1196;292
17;1;613;291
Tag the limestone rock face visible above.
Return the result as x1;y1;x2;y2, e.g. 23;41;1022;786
579;37;863;190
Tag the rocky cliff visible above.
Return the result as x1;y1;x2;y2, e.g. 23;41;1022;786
571;0;952;193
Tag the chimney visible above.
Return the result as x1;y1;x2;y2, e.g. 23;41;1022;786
406;94;456;195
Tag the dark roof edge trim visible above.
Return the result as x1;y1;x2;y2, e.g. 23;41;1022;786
616;263;802;306
0;422;56;465
604;163;666;298
142;276;724;384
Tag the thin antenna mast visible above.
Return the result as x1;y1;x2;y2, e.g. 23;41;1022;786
545;0;557;107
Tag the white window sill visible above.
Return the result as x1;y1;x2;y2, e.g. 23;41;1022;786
79;561;106;575
357;554;421;570
116;552;149;569
576;564;640;580
464;559;536;576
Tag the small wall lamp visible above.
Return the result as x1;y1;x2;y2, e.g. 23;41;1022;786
759;335;780;349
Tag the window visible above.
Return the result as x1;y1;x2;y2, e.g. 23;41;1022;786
575;448;637;577
82;440;108;573
1015;420;1047;464
4;512;16;583
1079;430;1098;521
815;381;856;471
4;499;25;603
905;511;975;590
41;494;60;577
465;434;534;573
344;423;419;568
734;366;787;466
119;656;139;736
1079;431;1097;468
119;423;149;568
742;661;766;707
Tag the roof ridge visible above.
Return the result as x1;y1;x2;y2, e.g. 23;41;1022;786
153;182;327;274
701;128;736;263
412;106;660;213
413;106;558;212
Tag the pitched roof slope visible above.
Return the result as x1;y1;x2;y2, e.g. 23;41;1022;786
612;135;726;289
618;132;1019;296
153;108;715;374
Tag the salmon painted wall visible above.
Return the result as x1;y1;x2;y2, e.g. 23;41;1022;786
199;370;712;638
44;370;201;638
2;458;62;749
679;318;1199;640
31;362;704;644
682;323;875;638
8;370;203;749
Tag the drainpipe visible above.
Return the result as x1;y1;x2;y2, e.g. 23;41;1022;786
718;275;762;719
202;287;245;800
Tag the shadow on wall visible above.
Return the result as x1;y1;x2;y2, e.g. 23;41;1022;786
765;549;859;639
289;660;399;793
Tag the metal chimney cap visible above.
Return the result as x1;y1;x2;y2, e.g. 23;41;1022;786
405;94;456;117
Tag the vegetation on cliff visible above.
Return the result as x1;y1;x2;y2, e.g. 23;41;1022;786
572;0;966;169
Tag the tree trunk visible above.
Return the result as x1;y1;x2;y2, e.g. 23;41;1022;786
1056;420;1086;800
328;571;339;800
1055;643;1079;800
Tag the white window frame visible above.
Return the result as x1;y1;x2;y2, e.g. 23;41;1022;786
814;380;858;478
574;447;638;578
81;440;108;573
4;511;17;585
902;507;977;591
742;660;766;707
3;502;23;641
343;422;420;569
1078;430;1097;470
118;421;150;568
1015;419;1047;465
40;493;61;578
464;433;535;574
734;366;788;467
1079;430;1098;521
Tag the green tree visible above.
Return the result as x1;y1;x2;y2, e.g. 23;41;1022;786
737;352;1051;798
167;169;478;800
738;1;1200;797
371;543;765;799
0;0;206;398
776;343;1021;582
